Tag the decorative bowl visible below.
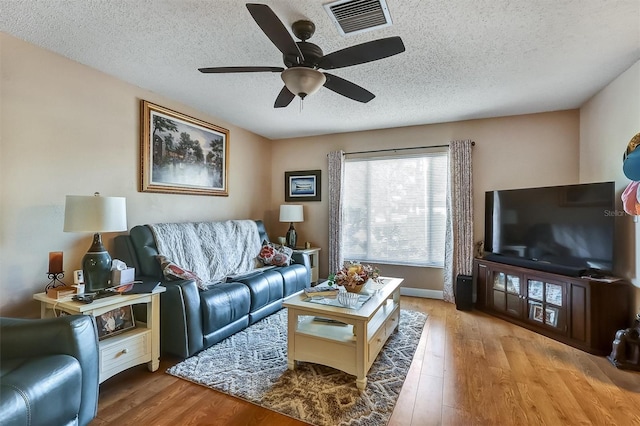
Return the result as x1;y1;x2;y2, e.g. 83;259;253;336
337;291;359;309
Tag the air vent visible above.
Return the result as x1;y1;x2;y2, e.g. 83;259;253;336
324;0;392;36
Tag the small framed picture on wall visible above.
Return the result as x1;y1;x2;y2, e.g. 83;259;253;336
285;170;321;202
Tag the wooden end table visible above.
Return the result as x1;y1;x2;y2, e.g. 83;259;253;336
293;247;321;284
34;286;165;383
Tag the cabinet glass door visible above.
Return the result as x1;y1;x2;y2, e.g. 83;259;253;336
491;272;522;317
504;274;522;316
545;283;563;306
506;275;520;294
543;283;563;328
492;272;506;311
528;280;543;301
493;272;505;290
526;278;566;333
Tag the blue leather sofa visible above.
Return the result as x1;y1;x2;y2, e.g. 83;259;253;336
0;315;99;426
114;220;310;358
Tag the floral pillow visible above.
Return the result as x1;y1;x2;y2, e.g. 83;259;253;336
156;255;207;290
257;241;293;267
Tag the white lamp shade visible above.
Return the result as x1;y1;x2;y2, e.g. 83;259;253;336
281;67;326;98
279;204;304;223
64;194;127;232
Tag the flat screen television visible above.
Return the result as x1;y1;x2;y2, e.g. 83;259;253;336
484;181;615;276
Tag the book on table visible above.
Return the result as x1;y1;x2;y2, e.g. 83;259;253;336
123;281;161;294
304;284;339;298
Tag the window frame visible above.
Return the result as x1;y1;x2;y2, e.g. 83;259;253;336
342;148;448;268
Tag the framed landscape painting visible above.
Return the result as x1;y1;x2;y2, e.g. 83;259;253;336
140;100;229;196
285;170;321;202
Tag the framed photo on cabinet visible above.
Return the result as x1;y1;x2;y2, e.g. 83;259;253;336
530;303;544;323
545;306;559;327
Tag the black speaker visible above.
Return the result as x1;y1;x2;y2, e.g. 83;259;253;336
455;274;473;311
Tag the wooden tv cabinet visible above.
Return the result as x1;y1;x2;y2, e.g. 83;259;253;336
473;258;631;355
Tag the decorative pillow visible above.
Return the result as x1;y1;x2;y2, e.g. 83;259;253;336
257;241;293;267
156;255;207;290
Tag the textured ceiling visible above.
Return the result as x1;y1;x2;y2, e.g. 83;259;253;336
1;0;639;140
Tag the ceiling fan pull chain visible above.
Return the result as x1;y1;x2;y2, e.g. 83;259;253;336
299;97;304;113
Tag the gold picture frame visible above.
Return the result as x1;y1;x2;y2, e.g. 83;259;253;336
140;100;229;196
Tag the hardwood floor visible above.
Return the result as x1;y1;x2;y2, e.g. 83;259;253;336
92;297;640;425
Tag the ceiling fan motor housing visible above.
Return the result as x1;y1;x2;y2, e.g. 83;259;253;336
292;20;316;41
284;42;324;68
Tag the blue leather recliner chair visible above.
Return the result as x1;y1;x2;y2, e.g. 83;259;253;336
0;315;100;426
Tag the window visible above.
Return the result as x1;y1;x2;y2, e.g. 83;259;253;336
342;151;448;267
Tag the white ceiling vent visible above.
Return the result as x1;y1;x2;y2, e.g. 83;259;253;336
323;0;393;36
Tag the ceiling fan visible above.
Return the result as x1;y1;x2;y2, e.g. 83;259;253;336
198;3;406;108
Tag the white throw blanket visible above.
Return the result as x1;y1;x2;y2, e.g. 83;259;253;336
148;220;262;285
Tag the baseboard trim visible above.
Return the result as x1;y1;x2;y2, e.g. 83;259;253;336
400;287;443;299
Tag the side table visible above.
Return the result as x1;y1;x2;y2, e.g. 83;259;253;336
293;247;321;284
33;286;166;383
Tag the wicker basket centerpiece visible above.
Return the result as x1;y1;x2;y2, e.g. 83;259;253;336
330;262;379;294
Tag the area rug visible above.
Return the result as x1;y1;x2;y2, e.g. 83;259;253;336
167;308;427;426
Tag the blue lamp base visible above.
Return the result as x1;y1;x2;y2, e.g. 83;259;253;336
82;233;112;292
286;222;298;248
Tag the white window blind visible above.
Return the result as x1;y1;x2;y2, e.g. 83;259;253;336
342;151;448;267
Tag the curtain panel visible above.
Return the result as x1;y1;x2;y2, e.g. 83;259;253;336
443;140;474;303
328;151;345;274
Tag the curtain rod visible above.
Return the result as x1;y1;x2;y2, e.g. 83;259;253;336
343;141;475;156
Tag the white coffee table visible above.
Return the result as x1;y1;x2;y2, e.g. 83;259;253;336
282;277;403;390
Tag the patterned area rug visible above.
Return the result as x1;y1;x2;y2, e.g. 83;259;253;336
167;308;427;426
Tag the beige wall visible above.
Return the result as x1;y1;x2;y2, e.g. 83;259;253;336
3;30;633;316
580;59;640;317
0;34;272;317
269;110;581;294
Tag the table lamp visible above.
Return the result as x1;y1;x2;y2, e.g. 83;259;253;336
279;204;304;248
63;192;127;292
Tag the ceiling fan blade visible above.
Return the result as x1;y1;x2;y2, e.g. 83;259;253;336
323;73;375;103
274;86;295;108
198;66;284;73
246;3;304;63
317;36;405;70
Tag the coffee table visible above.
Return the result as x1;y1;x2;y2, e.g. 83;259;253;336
283;277;403;390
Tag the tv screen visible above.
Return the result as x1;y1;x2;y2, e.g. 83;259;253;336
484;182;615;276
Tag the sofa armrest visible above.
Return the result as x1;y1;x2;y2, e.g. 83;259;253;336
159;279;205;358
0;315;99;425
291;252;311;284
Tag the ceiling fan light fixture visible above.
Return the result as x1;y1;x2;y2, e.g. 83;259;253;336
281;67;326;99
